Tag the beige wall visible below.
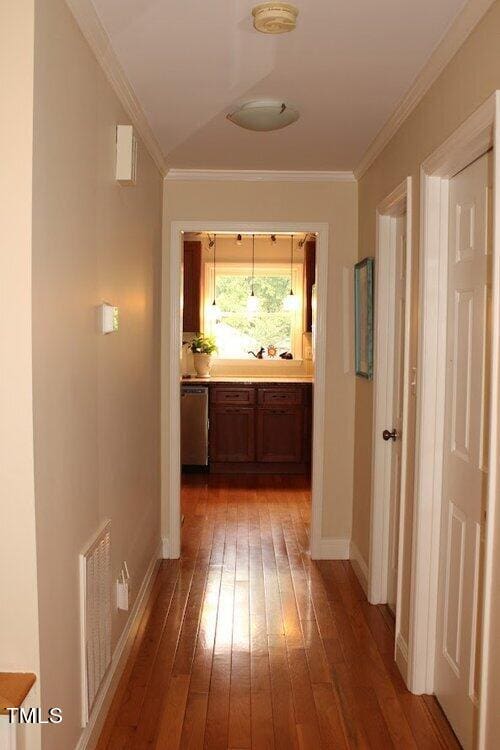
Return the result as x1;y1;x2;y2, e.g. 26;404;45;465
0;0;39;669
29;0;163;748
163;179;358;542
0;4;42;747
353;0;500;739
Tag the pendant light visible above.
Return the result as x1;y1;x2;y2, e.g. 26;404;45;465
283;234;299;311
247;234;259;314
209;234;221;320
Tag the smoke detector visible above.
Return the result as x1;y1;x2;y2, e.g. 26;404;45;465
252;3;299;34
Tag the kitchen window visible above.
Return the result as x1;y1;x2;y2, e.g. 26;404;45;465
203;263;303;360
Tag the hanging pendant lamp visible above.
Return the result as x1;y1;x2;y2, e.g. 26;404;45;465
209;234;221;320
283;234;299;311
247;234;259;314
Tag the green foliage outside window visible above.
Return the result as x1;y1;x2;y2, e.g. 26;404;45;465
215;274;293;356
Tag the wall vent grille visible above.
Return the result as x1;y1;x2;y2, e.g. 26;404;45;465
79;520;111;726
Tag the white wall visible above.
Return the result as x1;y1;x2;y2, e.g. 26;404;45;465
27;0;163;748
0;3;41;747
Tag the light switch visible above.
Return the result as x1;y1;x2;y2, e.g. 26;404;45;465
100;303;119;334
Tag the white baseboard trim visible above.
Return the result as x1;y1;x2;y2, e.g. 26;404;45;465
395;632;409;686
349;541;369;595
161;536;170;559
315;537;351;559
75;541;162;750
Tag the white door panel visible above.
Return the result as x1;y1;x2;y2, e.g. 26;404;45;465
435;152;492;749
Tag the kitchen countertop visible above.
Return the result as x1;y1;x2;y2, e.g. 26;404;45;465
181;376;313;384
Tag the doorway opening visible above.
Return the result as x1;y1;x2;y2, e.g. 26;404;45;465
370;178;413;685
162;221;330;562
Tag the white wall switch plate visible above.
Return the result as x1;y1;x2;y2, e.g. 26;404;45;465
99;303;119;334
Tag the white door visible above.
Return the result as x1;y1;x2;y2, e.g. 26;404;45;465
387;214;407;615
435;152;492;748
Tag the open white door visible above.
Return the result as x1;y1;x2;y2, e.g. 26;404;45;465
434;151;492;748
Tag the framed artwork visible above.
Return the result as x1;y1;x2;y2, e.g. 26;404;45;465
354;257;374;379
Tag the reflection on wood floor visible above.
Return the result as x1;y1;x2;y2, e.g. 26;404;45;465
97;474;460;749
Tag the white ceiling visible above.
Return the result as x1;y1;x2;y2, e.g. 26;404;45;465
91;0;467;170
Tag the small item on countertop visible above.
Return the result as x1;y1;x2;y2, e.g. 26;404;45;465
267;344;277;358
248;347;265;359
279;351;293;359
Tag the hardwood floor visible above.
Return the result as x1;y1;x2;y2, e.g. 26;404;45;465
97;474;461;749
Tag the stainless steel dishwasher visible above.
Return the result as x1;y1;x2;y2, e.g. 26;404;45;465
181;384;209;467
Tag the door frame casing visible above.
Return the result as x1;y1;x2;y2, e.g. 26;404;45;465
410;93;499;749
162;220;329;561
369;178;413;683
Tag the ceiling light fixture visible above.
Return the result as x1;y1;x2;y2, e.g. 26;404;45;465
247;234;259;315
252;3;299;34
283;234;300;311
227;100;299;132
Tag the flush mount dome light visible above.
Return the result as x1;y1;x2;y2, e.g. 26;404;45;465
252;3;298;34
227;100;299;132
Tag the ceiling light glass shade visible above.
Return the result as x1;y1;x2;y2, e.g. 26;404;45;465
283;290;299;311
208;301;221;320
247;292;259;314
227;100;299;132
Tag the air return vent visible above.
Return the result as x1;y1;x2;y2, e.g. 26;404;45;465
79;520;111;726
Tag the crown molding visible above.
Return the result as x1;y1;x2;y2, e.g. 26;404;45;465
65;0;167;176
354;0;495;179
165;169;356;182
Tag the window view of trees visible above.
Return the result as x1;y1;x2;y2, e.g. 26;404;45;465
214;274;293;358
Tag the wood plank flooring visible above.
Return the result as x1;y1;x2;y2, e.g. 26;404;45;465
97;474;461;750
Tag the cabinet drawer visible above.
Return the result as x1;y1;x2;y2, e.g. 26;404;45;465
257;387;303;406
211;386;255;405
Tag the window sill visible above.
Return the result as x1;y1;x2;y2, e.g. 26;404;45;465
214;358;304;366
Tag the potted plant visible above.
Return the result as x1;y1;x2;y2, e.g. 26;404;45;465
189;334;218;378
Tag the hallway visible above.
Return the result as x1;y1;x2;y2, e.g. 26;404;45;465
97;476;460;749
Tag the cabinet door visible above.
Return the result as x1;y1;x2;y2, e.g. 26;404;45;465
209;406;255;462
304;239;316;332
182;240;202;332
256;407;303;462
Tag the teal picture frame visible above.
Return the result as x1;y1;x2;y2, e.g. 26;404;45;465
354;257;374;379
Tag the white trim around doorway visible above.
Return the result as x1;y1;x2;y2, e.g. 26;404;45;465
369;178;413;684
162;221;330;562
409;94;499;750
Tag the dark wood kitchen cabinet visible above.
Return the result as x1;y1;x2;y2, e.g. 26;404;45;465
209;382;312;473
209;405;255;463
182;240;202;332
256;406;303;462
